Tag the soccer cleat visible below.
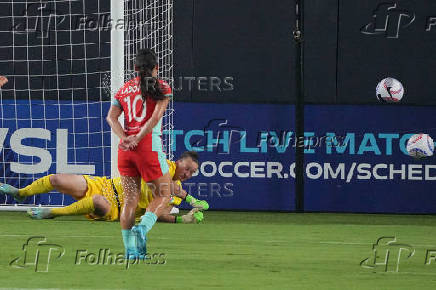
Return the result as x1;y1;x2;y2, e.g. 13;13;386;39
0;183;25;203
181;208;204;224
125;248;147;260
27;208;54;219
190;199;209;211
131;225;147;256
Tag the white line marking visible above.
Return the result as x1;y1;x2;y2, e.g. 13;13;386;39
0;234;112;238
320;241;368;245
320;241;436;248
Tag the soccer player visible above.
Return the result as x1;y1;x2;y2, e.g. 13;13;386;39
0;152;208;223
106;49;175;258
0;75;8;88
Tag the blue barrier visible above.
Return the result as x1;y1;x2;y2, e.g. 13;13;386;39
1;101;435;213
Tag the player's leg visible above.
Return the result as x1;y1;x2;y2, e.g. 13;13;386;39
116;149;146;258
50;194;110;218
0;182;25;202
130;147;172;245
28;195;96;219
28;194;110;220
29;174;116;220
120;175;143;258
0;175;56;202
14;174;87;201
120;175;141;229
135;172;172;231
131;172;172;256
27;176;101;220
0;174;86;202
136;186;206;224
155;202;173;223
47;174;88;200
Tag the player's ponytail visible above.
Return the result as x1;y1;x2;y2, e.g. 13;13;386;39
135;49;165;101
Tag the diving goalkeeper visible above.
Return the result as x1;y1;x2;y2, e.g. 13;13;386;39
0;151;208;223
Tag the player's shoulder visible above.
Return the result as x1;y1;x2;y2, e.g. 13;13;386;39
116;77;140;98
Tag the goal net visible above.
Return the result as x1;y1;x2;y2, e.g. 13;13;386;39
0;0;174;210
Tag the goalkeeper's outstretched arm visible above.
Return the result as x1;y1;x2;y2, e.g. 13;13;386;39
171;181;209;211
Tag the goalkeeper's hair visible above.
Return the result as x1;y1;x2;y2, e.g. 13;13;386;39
180;151;199;165
135;48;165;101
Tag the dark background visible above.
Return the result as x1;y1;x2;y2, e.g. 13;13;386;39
0;0;110;101
174;0;436;105
2;0;433;104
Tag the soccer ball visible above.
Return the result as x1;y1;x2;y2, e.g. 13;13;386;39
406;134;434;159
376;77;404;102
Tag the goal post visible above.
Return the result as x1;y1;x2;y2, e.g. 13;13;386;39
111;0;174;177
110;0;124;178
122;0;175;161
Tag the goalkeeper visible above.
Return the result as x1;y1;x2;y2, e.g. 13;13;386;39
0;151;208;224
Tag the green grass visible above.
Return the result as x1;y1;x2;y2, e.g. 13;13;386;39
2;211;436;289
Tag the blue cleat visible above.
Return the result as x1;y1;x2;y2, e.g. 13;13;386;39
0;183;25;203
131;225;147;256
125;248;146;260
122;228;147;261
27;208;53;219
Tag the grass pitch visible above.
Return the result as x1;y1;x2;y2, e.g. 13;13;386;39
1;211;436;289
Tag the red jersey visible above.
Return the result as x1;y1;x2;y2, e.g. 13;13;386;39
114;77;172;136
115;77;172;180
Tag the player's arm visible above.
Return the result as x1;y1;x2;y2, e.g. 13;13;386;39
171;180;209;211
106;104;128;147
136;97;170;142
171;180;187;199
160;210;204;224
0;76;8;88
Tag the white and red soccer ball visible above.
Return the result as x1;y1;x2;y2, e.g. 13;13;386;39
406;133;434;159
376;77;404;102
